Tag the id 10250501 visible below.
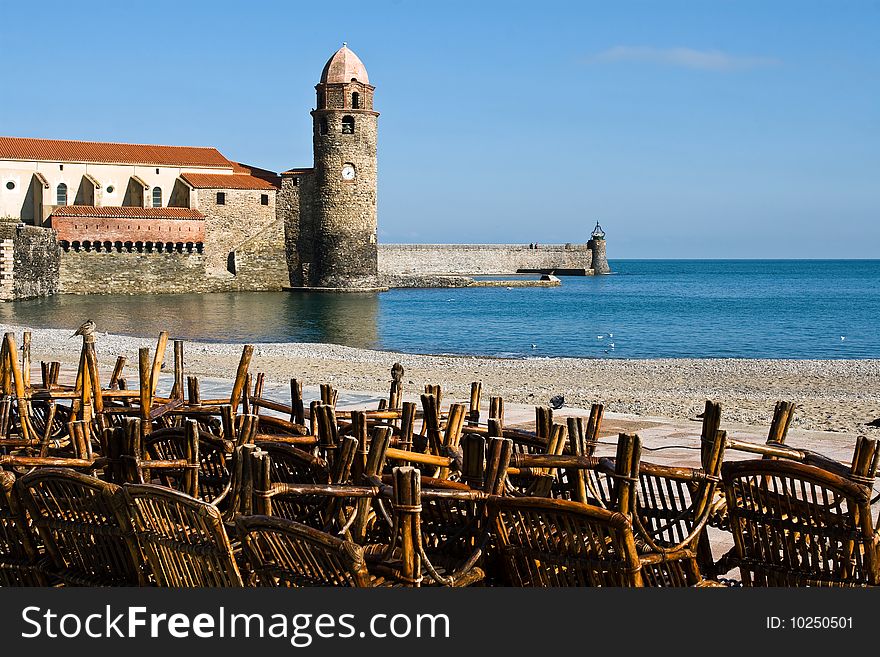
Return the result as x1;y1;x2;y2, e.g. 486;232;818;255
766;617;853;630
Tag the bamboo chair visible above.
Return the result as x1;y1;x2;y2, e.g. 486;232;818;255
0;471;45;586
16;468;144;586
576;424;728;576
400;478;488;587
236;515;389;587
110;418;200;499
143;424;228;503
487;494;708;587
123;483;243;587
247;460;485;586
248;442;334;526
721;436;880;587
360;467;486;587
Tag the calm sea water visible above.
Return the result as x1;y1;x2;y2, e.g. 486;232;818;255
1;260;878;359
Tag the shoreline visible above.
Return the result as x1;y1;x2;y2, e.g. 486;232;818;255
2;321;878;436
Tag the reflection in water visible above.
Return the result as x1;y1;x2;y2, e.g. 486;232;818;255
2;261;880;359
0;291;380;348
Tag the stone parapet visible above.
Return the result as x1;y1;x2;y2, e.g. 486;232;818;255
378;243;593;276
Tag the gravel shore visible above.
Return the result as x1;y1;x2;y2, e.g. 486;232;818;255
3;322;878;435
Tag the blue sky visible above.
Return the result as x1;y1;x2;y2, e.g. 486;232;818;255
1;0;877;257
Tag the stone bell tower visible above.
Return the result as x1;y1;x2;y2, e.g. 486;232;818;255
311;43;379;289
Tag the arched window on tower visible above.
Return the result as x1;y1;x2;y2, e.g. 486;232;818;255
152;186;162;208
341;116;355;134
352;92;360;109
317;91;325;109
56;183;67;206
319;118;328;135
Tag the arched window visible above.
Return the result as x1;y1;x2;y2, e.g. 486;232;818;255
319;118;328;135
56;183;67;206
317;91;325;109
352;92;360;109
152;186;162;208
341;115;355;134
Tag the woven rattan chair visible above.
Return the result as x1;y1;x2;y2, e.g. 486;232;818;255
123;483;243;587
236;515;384;587
721;436;880;587
0;471;45;586
17;468;144;586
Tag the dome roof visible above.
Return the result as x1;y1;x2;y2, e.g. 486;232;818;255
320;44;369;84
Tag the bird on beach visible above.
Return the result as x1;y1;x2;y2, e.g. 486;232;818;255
391;362;404;383
550;394;565;410
71;319;96;338
867;418;880;427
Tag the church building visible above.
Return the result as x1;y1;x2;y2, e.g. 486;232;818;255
0;44;603;301
0;44;378;297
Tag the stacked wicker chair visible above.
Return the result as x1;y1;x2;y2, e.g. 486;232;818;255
721;435;880;586
236;514;379;587
0;471;45;586
16;468;144;586
123;483;243;587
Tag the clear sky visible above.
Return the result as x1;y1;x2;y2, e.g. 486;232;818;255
1;0;877;257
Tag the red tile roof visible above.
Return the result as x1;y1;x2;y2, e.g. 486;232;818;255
180;172;279;190
50;206;204;220
282;167;314;176
0;136;234;168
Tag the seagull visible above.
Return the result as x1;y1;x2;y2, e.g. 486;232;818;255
609;333;613;338
609;342;615;349
841;336;846;341
531;344;538;350
71;319;96;338
550;394;565;410
597;335;604;339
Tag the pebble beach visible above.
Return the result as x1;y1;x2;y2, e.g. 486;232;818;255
4;322;878;436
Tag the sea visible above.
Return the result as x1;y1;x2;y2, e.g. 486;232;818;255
2;260;878;360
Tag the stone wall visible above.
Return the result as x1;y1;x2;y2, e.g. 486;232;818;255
377;244;593;276
58;248;289;295
192;187;288;290
278;172;316;287
194;188;275;269
60;251;212;294
0;222;60;300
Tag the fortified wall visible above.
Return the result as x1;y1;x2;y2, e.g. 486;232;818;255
0;222;60;301
57;235;288;295
378;243;594;276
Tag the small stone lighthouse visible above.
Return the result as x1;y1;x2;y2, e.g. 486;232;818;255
311;44;380;289
588;221;611;274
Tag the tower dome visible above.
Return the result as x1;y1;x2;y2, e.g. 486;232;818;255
320;43;370;84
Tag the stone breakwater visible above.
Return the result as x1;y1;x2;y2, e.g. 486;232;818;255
3;322;877;436
378;243;593;276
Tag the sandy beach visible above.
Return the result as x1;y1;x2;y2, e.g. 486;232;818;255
3;321;877;436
